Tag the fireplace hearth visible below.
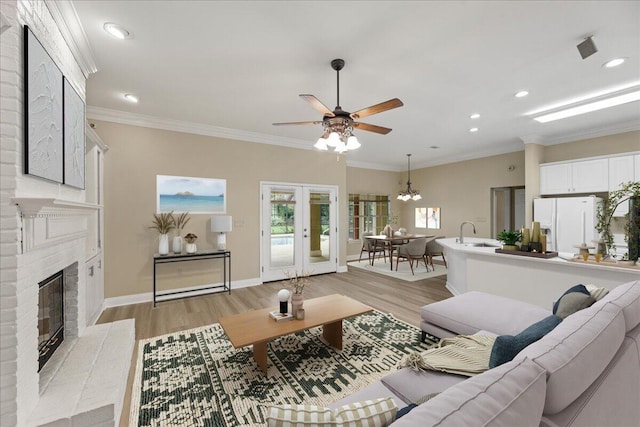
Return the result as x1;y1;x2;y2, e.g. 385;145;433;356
38;271;64;371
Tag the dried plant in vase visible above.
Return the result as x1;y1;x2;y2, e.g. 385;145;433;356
170;212;191;253
284;270;310;295
150;211;175;234
171;212;191;235
150;211;175;255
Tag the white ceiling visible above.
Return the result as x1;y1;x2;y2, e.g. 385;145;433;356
73;0;640;171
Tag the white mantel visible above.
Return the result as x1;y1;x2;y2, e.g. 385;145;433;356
440;237;639;309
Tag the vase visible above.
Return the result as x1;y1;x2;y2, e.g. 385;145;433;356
186;243;197;254
502;244;518;251
158;234;169;255
291;293;304;317
172;235;182;254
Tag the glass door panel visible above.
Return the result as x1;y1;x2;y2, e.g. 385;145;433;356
306;192;331;264
270;191;296;267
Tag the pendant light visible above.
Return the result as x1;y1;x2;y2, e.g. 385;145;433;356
398;154;422;201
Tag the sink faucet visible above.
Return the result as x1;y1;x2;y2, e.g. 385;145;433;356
459;221;476;244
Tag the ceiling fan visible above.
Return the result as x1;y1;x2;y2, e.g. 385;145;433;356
273;59;403;152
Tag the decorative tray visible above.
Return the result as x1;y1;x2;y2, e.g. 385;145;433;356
568;258;639;270
494;249;558;258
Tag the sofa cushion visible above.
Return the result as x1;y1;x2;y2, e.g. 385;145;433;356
515;301;626;415
489;315;562;368
380;367;466;405
390;358;546;427
421;292;550;337
591;280;640;332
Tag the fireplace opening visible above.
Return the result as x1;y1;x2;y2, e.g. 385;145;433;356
38;271;64;371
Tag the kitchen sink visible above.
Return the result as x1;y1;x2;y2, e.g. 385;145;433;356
462;242;500;248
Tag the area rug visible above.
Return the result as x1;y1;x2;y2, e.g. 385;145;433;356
348;259;447;282
130;311;438;426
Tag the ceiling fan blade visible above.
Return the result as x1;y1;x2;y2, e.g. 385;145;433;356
351;98;404;119
272;121;322;126
300;94;335;117
353;122;392;135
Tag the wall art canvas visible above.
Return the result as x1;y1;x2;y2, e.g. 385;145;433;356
157;175;226;214
427;207;441;229
24;25;63;183
415;207;427;228
63;77;85;188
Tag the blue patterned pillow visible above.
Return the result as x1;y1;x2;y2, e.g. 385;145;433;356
489;315;562;368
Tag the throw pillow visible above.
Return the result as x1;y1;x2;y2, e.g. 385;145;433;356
266;405;334;427
554;292;596;319
489;315;562;368
334;397;397;427
267;398;397;427
586;284;610;301
552;284;590;314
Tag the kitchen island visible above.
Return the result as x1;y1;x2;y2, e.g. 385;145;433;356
439;237;639;309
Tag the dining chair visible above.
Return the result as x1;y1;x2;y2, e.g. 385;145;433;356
426;236;447;269
359;232;387;265
395;237;429;274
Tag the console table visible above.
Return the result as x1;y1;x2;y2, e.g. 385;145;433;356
153;250;231;307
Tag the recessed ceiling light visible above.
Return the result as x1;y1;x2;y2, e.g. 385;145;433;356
533;89;640;123
469;127;479;132
515;91;529;98
124;93;139;103
470;113;480;119
104;22;131;40
603;58;626;68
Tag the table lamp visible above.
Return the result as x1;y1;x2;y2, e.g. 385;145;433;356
210;215;232;250
277;289;291;314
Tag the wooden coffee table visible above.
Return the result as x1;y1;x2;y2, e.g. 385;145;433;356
218;294;373;375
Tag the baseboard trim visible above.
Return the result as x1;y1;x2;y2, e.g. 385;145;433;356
104;277;261;308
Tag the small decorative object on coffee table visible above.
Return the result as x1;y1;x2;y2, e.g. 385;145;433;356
277;289;291;314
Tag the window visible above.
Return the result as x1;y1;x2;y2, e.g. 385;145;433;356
348;194;391;240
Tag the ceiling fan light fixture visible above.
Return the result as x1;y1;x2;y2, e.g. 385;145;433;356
334;140;348;153
314;137;328;150
103;22;131;40
345;135;361;150
326;131;341;147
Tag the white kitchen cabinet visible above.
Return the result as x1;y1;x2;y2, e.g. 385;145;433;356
540;158;608;195
609;155;635;191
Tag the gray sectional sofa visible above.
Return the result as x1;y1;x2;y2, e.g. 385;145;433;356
330;280;640;426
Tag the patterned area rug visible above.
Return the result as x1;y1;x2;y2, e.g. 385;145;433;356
130;310;438;426
348;260;447;282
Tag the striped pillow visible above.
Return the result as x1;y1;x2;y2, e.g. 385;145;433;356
334;398;397;426
267;398;397;427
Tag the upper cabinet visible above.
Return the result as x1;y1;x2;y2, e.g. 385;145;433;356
540;158;608;195
608;155;635;191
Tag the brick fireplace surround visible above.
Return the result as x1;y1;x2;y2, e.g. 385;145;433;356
1;2;134;426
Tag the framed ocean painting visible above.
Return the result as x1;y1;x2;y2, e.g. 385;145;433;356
157;175;226;214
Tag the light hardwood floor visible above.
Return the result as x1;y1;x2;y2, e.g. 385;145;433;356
97;265;452;426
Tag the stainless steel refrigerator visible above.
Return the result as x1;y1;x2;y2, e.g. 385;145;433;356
533;196;602;254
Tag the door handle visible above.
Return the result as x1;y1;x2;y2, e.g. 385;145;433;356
304;235;308;238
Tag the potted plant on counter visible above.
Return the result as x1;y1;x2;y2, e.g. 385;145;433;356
595;181;640;262
497;230;522;251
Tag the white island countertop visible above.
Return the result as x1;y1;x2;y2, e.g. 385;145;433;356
439;237;639;309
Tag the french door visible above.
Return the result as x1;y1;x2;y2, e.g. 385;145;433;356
261;183;337;282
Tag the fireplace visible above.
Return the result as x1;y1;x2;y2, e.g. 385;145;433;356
38;271;64;372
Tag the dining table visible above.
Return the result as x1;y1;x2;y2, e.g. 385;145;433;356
364;234;434;271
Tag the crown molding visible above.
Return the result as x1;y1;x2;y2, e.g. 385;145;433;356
44;0;98;77
535;120;640;146
87;106;313;150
